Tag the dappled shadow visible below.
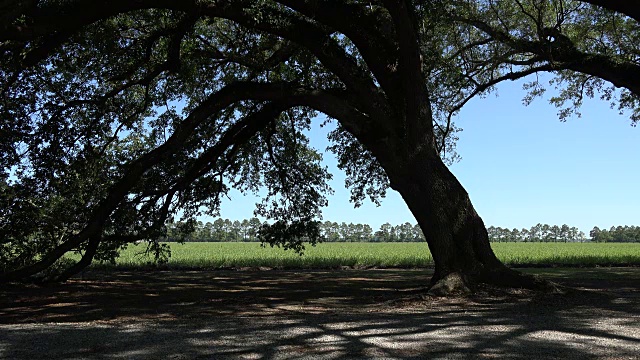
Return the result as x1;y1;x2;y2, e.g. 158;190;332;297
1;269;639;359
0;270;431;323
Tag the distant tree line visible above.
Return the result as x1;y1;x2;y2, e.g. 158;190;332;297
590;226;640;243
165;218;264;242
165;219;426;243
165;219;640;243
321;221;426;242
488;224;587;243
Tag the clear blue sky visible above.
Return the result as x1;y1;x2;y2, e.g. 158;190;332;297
214;76;639;234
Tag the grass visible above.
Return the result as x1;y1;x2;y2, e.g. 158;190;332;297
492;242;640;267
88;242;640;270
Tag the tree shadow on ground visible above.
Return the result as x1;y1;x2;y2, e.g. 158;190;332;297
0;269;638;359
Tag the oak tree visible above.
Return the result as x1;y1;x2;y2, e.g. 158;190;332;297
1;0;636;293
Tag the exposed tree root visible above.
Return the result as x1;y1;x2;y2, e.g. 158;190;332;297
427;267;565;297
427;273;473;296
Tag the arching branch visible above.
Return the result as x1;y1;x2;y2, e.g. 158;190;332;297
456;16;640;98
0;80;307;282
2;0;394;135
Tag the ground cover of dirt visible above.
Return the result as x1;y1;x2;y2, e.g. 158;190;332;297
1;268;638;359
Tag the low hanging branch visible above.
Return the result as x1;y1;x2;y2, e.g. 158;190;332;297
0;82;311;282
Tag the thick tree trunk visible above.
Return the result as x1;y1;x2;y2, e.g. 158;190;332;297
354;0;558;295
384;149;553;295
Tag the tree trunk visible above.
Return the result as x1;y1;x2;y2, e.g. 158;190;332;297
379;147;553;295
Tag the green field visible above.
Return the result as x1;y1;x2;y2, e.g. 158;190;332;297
91;242;640;269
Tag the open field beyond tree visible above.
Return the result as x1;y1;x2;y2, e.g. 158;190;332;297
89;242;640;270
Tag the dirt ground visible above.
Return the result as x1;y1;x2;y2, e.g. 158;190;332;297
1;268;638;359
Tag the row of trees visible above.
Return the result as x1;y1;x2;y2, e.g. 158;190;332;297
165;219;426;243
167;220;639;243
488;225;587;243
321;222;426;242
590;226;640;243
166;218;265;243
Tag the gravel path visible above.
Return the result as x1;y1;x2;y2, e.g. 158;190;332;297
1;269;639;359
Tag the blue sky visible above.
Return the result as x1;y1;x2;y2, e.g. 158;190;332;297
214;76;639;234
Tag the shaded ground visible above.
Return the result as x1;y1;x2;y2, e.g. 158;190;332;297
1;268;638;359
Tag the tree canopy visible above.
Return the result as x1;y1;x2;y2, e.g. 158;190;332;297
1;0;638;289
442;0;640;122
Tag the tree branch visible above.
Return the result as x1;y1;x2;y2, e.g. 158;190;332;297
273;0;399;98
456;16;640;98
0;80;306;282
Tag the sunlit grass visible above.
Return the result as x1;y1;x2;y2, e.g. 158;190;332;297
492;242;640;266
85;242;640;269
